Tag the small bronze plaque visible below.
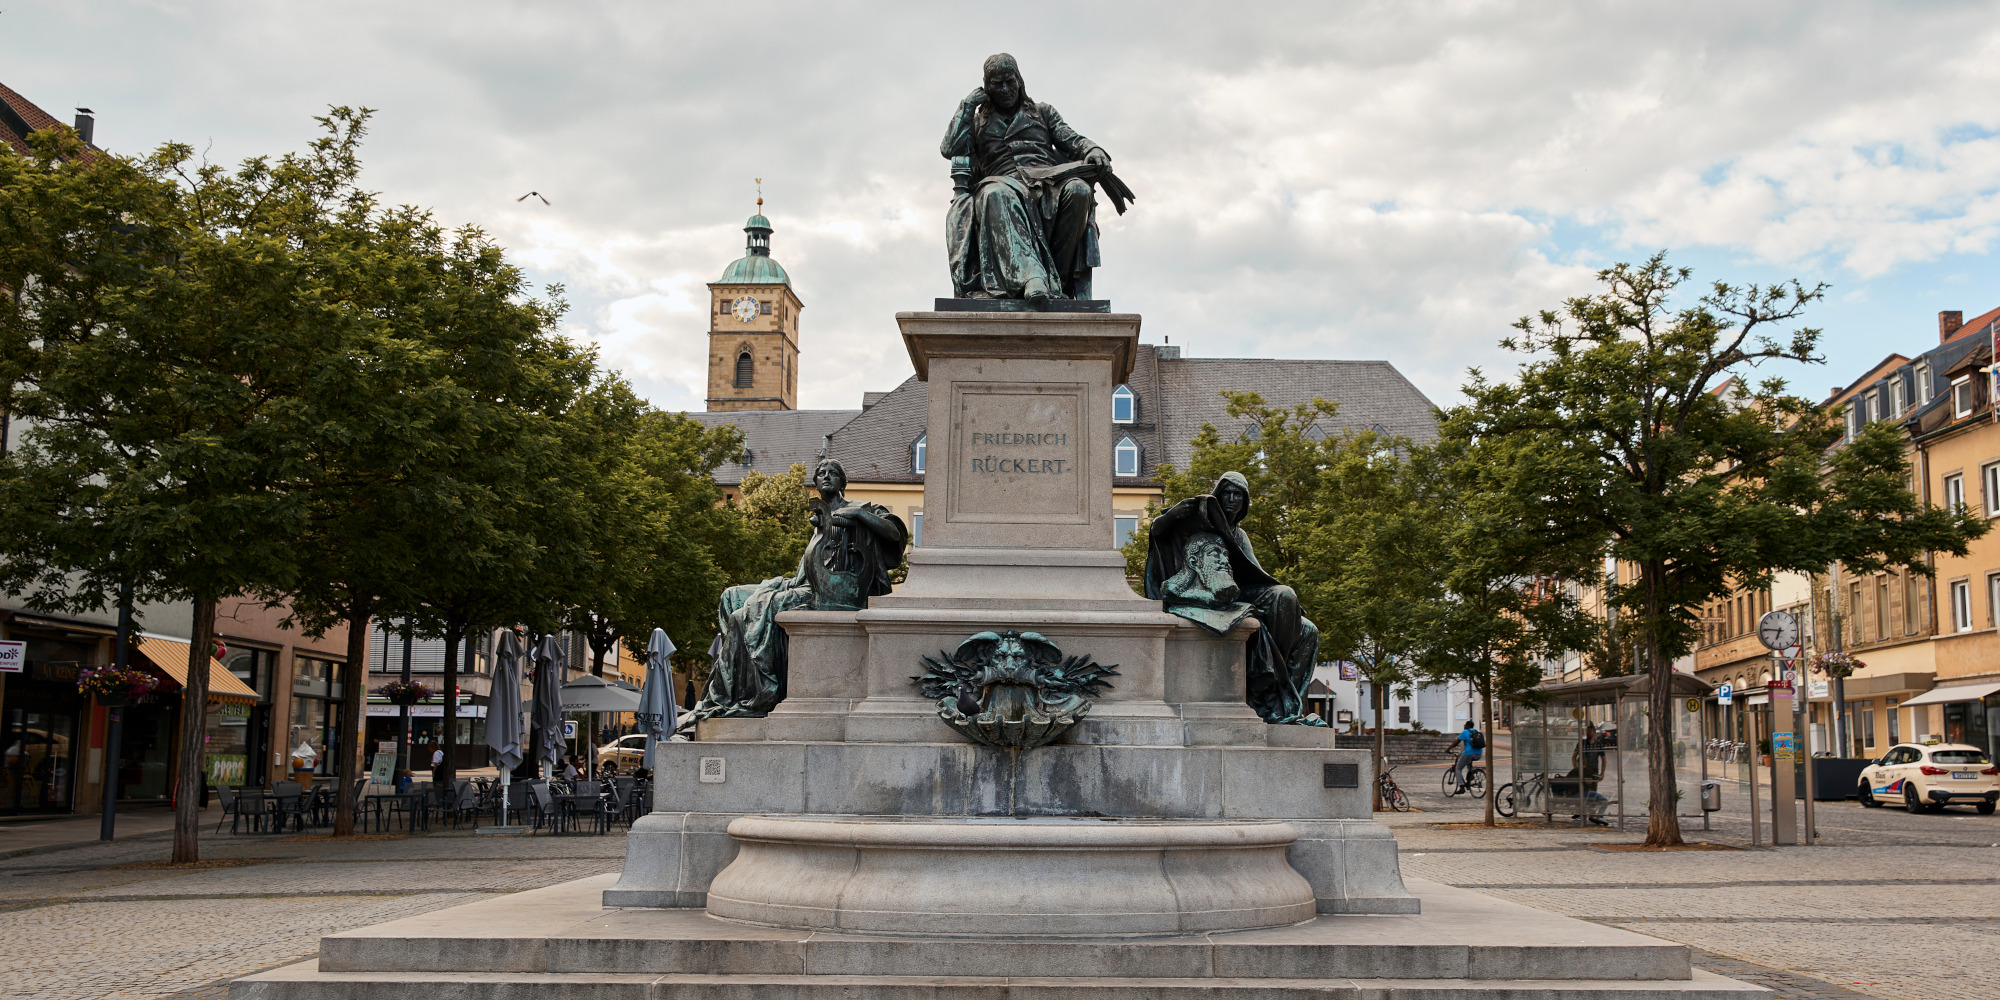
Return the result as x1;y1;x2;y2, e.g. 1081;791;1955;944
1323;762;1359;789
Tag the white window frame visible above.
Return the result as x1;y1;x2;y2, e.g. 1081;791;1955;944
1914;363;1931;403
910;511;923;548
1864;390;1880;423
1944;472;1966;510
1113;515;1138;550
1984;462;2000;516
1889;378;1907;417
911;433;927;474
1952;376;1974;419
1988;572;2000;629
1114;435;1140;476
1845;403;1862;441
1950;579;1973;632
1111;384;1135;424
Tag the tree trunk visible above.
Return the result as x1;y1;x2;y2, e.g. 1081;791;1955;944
332;599;371;837
441;622;460;788
171;596;218;863
1642;561;1684;846
1481;673;1496;828
1372;677;1387;812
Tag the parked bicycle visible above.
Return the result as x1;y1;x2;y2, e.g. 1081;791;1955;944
1493;772;1549;818
1378;765;1410;812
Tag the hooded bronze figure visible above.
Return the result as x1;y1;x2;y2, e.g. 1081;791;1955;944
1144;472;1325;726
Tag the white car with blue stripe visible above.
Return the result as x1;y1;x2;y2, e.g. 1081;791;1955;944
1857;743;1997;814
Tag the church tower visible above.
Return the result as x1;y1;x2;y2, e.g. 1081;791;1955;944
705;203;801;411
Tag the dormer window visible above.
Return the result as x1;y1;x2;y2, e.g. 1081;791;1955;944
1952;376;1974;419
1889;378;1906;417
1112;385;1135;424
1114;435;1140;476
1914;363;1932;403
912;433;927;474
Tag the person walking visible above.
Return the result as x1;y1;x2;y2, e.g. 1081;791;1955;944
429;744;446;786
1449;720;1484;794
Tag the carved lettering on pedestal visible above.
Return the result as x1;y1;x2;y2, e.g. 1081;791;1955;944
947;384;1087;523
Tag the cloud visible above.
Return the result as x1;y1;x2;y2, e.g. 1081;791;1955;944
10;0;2000;409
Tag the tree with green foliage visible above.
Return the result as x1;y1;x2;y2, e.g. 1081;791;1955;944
0;115;403;859
1462;254;1989;845
1413;432;1601;825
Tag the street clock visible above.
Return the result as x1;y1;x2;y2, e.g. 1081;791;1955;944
1756;609;1799;651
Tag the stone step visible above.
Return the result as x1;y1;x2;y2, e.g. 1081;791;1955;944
309;877;1694;984
234;963;1767;1000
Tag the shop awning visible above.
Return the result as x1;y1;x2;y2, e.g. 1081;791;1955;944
133;635;258;705
1900;681;2000;709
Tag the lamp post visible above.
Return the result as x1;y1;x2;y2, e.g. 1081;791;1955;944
98;582;132;841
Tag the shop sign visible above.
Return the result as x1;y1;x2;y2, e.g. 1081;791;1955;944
363;704;487;718
1336;661;1358;682
368;752;396;786
0;641;22;673
217;702;253;718
1808;681;1829;699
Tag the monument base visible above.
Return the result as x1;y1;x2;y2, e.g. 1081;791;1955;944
603;740;1410;915
706;816;1317;936
233;875;1765;1000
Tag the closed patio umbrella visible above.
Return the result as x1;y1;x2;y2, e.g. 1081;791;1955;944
486;630;527;825
637;629;678;770
532;634;566;777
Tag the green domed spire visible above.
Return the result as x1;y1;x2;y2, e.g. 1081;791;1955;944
717;198;789;286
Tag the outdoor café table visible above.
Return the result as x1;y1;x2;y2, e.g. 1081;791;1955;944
364;791;429;833
552;791;604;835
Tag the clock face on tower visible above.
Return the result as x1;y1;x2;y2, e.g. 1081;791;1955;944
732;296;760;323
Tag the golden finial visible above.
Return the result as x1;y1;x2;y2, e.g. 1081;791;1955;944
755;177;763;210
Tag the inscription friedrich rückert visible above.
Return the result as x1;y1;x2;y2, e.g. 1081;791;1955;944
969;430;1070;474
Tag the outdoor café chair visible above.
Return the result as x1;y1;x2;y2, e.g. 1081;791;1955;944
216;785;264;834
271;782;308;834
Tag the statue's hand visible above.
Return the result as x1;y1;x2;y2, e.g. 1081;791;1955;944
961;87;987;108
1084;148;1110;167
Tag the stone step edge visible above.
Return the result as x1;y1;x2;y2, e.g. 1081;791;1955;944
318;934;1690;981
234;963;1766;998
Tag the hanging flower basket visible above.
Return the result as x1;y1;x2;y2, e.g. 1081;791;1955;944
378;680;432;706
77;665;161;707
1812;652;1865;678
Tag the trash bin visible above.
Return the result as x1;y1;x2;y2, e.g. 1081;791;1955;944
1699;779;1722;812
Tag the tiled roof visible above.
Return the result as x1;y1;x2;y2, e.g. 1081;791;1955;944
1152;356;1440;470
0;82;69;155
824;376;929;484
682;409;859;486
819;346;1439;488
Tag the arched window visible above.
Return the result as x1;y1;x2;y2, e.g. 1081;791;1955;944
912;433;927;474
734;351;755;388
1114;435;1140;476
1112;384;1135;424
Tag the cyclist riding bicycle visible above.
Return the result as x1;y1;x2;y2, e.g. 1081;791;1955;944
1449;720;1485;793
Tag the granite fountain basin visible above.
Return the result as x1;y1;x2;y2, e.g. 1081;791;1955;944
702;814;1319;937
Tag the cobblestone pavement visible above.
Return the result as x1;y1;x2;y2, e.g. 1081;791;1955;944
1390;752;2000;1000
0;815;625;1000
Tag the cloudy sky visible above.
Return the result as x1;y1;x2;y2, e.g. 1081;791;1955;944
10;2;2000;412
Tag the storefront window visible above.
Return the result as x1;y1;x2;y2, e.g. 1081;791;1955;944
3;636;94;814
221;646;275;785
288;656;344;775
203;702;252;787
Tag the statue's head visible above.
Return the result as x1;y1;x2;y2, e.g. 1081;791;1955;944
813;458;848;498
982;53;1025;112
1213;471;1251;524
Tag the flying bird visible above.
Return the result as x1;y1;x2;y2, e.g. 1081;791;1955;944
516;191;550;205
